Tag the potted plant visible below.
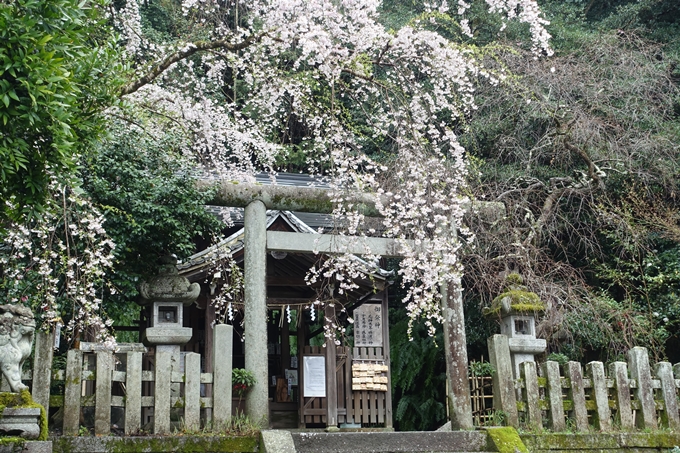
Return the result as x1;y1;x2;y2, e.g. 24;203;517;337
232;368;256;416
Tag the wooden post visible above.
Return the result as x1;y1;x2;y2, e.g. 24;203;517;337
566;361;588;432
298;318;307;427
94;350;113;435
586;361;611;431
325;303;338;428
382;289;393;429
487;334;517;427
609;362;634;430
63;350;83;435
282;314;290;380
184;353;201;432
628;347;657;430
520;361;541;431
125;351;143;435
213;324;233;430
655;362;679;430
31;329;54;413
543;361;565;431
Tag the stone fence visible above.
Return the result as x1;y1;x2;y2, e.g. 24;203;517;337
23;324;235;435
488;334;680;432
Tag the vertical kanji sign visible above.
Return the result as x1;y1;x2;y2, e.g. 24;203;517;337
353;304;383;347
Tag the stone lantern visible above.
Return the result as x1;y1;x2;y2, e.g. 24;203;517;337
484;273;547;378
138;255;200;433
138;255;199;346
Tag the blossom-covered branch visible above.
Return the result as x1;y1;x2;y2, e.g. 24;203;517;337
120;32;269;96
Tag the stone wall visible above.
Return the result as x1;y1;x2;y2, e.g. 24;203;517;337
521;432;680;453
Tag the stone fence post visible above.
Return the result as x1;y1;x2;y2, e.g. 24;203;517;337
31;329;54;412
213;323;233;430
487;334;518;427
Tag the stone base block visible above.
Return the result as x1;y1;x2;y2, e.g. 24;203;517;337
0;441;52;453
0;408;42;439
143;327;193;345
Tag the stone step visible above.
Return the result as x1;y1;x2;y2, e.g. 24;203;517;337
262;430;494;453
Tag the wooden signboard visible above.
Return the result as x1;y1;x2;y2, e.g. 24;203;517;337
353;304;383;347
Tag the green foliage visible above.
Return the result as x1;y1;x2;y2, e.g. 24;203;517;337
545;353;570;366
232;368;256;418
464;299;498;358
469;360;495;377
81;121;223;302
459;0;680;363
0;0;123;222
232;368;256;396
390;307;446;431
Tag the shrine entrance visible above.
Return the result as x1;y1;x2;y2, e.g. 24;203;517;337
298;295;391;428
179;209;394;429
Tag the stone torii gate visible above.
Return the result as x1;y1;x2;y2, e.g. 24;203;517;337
200;180;479;430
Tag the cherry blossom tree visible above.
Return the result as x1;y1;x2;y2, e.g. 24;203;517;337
2;0;552;350
112;0;552;334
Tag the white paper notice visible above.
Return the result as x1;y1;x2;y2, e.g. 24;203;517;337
303;356;326;397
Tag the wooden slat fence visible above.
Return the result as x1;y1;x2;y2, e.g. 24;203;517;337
352;347;388;426
488;334;680;432
299;345;391;428
336;346;350;424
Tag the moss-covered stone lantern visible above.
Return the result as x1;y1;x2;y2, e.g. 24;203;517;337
483;273;547;378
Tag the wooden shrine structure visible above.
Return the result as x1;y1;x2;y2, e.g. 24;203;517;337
177;209;394;428
141;174;481;429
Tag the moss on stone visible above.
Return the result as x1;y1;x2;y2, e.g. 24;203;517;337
0;390;48;441
520;432;680;450
0;436;25;446
505;273;524;286
51;435;259;453
486;427;529;453
484;273;546;317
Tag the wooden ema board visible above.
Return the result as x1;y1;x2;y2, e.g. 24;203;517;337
300;346;350;426
352;347;387;425
351;362;388;391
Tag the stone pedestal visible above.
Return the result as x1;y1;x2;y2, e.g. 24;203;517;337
0;407;41;439
143;327;193;345
508;337;547;378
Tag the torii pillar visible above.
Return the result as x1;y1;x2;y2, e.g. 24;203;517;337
244;200;269;424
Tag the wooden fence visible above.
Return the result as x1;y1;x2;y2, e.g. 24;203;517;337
21;324;235;435
469;375;494;426
298;345;392;427
488;334;680;432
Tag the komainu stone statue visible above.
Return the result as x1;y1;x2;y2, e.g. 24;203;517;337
0;304;35;392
